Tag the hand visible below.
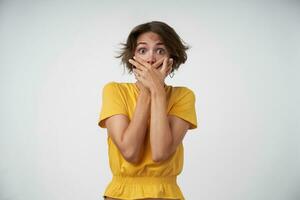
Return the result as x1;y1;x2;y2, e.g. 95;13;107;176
135;80;150;95
129;56;173;92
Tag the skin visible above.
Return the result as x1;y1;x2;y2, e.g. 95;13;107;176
104;32;190;200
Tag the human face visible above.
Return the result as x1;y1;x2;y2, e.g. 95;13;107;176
134;32;169;66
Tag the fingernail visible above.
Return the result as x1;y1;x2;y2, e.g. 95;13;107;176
133;56;136;59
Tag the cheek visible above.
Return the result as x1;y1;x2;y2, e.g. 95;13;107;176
155;55;168;63
157;54;167;59
134;54;147;61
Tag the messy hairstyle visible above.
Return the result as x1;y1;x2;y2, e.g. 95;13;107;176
116;21;189;75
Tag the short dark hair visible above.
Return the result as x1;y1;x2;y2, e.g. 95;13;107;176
116;21;189;75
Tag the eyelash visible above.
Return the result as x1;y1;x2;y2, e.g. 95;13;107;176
137;48;166;55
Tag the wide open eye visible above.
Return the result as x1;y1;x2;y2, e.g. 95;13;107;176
137;48;147;54
156;48;166;55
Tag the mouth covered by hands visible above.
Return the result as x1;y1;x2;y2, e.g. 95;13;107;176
129;56;173;93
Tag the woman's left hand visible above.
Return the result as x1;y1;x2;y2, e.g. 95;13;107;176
129;56;173;93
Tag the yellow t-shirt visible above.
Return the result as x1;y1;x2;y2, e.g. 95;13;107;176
98;81;197;200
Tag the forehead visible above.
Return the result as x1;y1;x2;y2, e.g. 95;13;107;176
136;32;163;44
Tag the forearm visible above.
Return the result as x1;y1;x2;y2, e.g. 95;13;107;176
122;92;150;162
150;89;173;162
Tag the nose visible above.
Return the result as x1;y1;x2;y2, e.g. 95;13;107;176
146;51;156;65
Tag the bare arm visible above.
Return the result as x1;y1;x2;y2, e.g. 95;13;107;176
129;56;190;162
150;87;190;162
105;91;150;164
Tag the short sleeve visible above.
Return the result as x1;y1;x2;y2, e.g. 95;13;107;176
98;82;128;128
168;88;198;129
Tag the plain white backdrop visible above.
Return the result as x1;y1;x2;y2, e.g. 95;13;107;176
1;0;299;200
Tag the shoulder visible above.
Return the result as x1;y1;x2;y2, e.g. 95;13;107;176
103;81;119;89
102;82;135;99
171;85;196;99
102;81;126;91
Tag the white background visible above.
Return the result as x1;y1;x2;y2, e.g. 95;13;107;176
1;0;299;200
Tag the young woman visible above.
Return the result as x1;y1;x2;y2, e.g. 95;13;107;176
98;21;197;200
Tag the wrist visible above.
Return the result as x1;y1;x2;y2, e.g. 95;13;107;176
139;90;151;100
140;88;150;96
150;87;166;99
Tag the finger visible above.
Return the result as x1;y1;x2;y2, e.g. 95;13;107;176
133;68;140;77
134;71;146;83
161;57;170;73
152;57;165;69
134;72;140;81
129;58;146;71
133;67;143;74
134;68;146;80
133;72;141;81
133;56;152;69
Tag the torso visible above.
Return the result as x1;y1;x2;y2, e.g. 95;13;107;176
101;82;190;200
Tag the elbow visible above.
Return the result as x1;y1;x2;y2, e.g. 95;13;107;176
151;141;174;163
152;151;169;163
122;148;141;164
124;154;140;164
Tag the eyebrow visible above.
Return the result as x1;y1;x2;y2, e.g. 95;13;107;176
137;42;165;46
